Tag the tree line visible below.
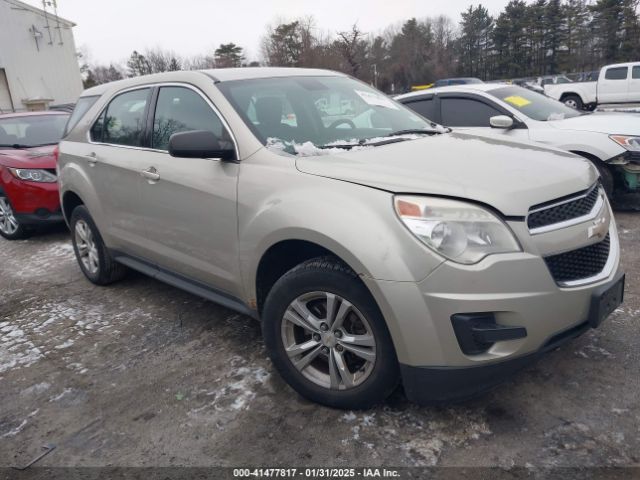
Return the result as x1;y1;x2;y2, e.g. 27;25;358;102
81;0;640;93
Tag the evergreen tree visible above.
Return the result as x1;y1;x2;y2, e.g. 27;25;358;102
214;43;244;68
458;5;494;79
563;0;593;72
544;0;565;74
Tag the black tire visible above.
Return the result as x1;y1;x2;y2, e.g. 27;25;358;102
262;256;399;409
563;94;583;110
69;205;127;285
0;193;29;240
587;158;614;199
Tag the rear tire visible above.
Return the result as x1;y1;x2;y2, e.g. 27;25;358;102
0;194;29;240
262;256;399;409
70;205;127;285
563;94;583;110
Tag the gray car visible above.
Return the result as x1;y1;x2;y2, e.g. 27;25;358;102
58;68;624;408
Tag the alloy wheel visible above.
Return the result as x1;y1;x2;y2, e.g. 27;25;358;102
564;99;578;109
281;291;377;390
0;196;19;236
74;219;99;274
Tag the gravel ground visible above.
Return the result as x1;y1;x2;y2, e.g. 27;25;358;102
0;214;638;470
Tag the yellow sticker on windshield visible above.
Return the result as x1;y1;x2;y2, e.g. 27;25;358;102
504;95;531;107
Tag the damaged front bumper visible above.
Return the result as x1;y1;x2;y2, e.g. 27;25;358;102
610;152;640;209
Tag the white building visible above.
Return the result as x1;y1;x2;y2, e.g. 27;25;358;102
0;0;83;112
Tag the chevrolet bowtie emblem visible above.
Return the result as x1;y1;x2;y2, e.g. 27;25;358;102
588;216;608;240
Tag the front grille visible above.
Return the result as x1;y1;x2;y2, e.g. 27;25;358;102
544;234;610;284
528;184;599;230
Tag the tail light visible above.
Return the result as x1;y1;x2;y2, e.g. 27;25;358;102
53;144;60;164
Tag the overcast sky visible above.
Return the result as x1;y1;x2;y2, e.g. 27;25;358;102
29;0;511;64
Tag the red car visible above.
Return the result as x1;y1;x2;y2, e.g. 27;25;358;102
0;111;69;239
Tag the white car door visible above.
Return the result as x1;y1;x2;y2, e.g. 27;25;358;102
598;66;629;104
629;65;640;103
439;95;529;142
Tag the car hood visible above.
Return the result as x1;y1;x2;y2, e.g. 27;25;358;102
549;112;640;135
295;132;597;217
0;145;57;169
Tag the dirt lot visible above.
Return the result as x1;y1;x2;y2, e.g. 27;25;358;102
0;213;638;470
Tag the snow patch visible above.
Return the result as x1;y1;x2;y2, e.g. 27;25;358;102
7;241;74;279
187;363;271;425
20;382;51;396
0;298;152;374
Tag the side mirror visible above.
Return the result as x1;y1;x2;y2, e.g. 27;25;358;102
168;130;236;161
489;115;514;129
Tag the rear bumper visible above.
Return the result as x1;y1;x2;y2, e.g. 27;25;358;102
399;270;624;404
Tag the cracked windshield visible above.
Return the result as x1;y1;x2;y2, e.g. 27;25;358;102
219;76;444;155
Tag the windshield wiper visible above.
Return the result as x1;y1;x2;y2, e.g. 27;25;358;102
384;127;446;137
318;137;410;150
0;144;32;149
0;143;56;149
317;126;450;150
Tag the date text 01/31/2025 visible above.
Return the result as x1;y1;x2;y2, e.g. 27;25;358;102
232;468;401;478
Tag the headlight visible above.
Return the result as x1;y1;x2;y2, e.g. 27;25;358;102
394;196;521;264
610;135;640;152
9;168;57;183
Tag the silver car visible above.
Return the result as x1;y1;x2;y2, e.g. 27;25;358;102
58;68;625;408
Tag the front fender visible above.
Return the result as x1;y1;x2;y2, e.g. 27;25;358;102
238;174;444;302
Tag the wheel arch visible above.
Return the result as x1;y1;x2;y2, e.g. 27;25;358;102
569;150;615;196
61;190;85;225
254;238;367;316
569;150;603;162
559;91;582;101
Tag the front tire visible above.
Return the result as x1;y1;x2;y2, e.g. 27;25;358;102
0;194;28;240
70;205;126;285
262;256;399;409
586;159;614;199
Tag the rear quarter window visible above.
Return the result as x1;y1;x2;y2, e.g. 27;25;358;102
404;98;437;122
64;95;99;136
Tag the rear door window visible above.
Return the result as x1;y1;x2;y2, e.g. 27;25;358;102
632;66;640;79
93;88;150;146
604;67;629;80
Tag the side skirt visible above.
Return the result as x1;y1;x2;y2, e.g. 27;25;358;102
112;252;259;320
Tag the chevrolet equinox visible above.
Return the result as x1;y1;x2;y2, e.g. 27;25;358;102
58;68;625;408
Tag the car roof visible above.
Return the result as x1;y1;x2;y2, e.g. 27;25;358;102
81;67;347;98
0;110;69;119
396;82;511;100
602;62;640;69
438;77;481;81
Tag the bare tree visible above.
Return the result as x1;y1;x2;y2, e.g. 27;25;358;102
335;24;367;76
182;54;216;70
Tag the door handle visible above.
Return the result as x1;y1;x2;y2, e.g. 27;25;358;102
84;152;98;166
141;167;160;182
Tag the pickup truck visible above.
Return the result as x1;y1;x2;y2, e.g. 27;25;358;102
545;62;640;110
